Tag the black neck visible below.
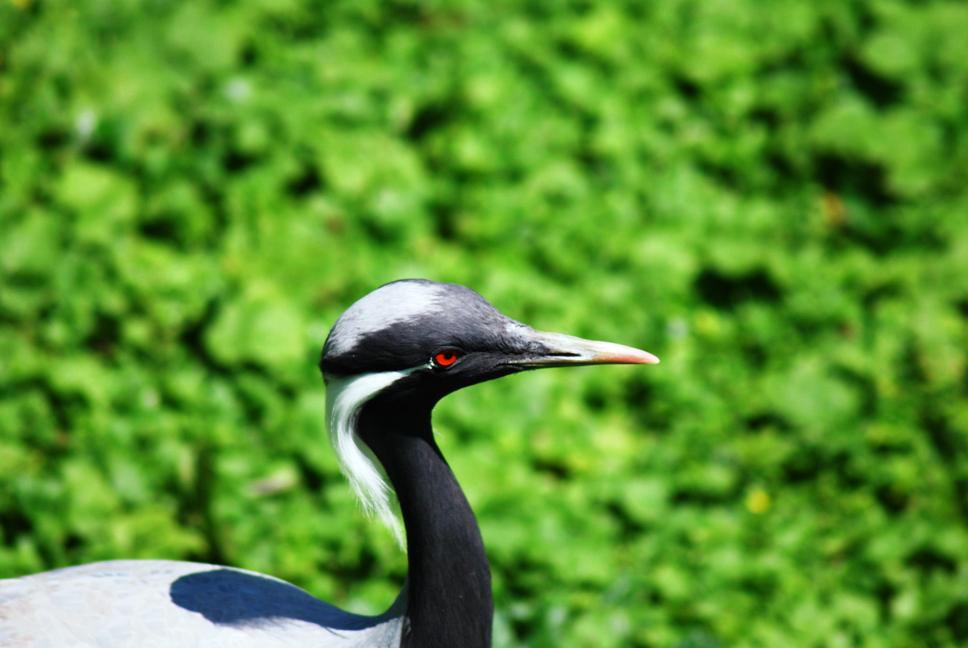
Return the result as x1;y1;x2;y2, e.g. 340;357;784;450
359;397;492;648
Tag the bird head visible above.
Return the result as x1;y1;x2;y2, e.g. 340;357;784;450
319;279;658;542
321;278;658;400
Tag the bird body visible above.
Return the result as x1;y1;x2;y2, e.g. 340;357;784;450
0;280;658;647
0;560;404;647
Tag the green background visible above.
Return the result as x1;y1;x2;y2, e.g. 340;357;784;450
2;0;967;646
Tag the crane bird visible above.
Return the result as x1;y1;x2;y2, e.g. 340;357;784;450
0;279;659;647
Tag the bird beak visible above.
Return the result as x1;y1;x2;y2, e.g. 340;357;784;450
511;330;660;368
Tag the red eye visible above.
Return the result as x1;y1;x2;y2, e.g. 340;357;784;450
433;351;460;367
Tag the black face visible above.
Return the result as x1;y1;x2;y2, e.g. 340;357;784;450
320;279;658;401
321;281;542;394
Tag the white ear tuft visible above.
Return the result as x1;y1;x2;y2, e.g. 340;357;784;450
325;369;421;547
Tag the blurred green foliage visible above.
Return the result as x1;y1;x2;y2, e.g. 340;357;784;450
2;0;968;646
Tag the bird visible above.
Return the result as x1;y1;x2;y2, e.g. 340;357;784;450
0;279;659;648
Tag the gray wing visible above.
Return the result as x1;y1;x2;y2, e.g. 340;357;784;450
0;560;405;648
